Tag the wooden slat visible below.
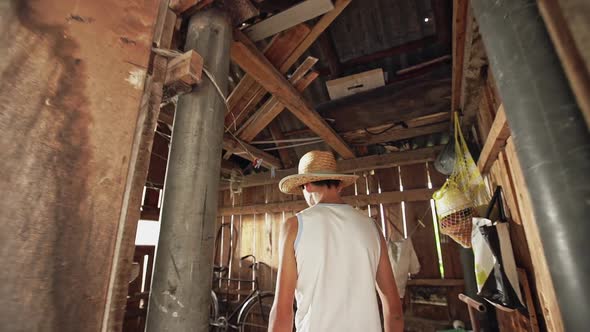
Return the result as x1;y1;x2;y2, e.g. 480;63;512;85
278;0;352;73
451;0;469;112
477;104;510;173
231;30;355;159
152;7;176;49
239;71;319;142
362;122;450;145
222;135;283;169
243;0;334;41
504;137;564;331
219;188;438;216
226;24;311;122
401;164;441;279
537;0;590;128
219;146;443;190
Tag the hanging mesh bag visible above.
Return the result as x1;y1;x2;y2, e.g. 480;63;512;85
433;113;490;248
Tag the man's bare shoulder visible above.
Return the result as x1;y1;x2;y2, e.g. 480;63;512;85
281;216;299;239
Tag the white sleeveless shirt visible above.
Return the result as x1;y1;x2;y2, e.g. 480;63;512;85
294;203;382;332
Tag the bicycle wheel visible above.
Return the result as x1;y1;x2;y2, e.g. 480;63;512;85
236;292;275;332
210;290;220;332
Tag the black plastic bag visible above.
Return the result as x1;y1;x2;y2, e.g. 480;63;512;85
474;187;525;309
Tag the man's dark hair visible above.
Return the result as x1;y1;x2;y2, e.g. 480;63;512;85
311;179;341;188
300;179;342;190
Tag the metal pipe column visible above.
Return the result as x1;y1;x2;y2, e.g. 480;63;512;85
146;8;231;332
470;1;590;330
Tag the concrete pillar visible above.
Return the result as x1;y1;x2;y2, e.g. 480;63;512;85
146;8;231;331
471;0;590;330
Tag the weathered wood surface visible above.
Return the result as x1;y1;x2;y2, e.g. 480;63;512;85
219;146;443;190
316;73;451;133
0;0;159;331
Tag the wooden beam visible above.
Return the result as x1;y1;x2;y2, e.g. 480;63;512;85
317;73;452;133
243;0;334;41
225;24;311;128
238;70;319;142
537;0;590;128
218;188;438;215
219;146;443;190
164;50;203;86
451;0;469;112
397;55;452;75
360;122;450;145
278;0;352;73
340;112;450;143
318;31;341;78
222;135;283;169
152;8;176;49
231;30;355;159
477;104;510;173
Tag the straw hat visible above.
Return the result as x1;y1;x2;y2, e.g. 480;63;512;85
279;151;358;195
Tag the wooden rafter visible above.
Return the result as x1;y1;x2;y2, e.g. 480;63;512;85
477;104;510;173
222;134;283;169
218;188;438;216
451;0;469;113
219;146;443;190
226;24;311;126
231;30;355;159
344;122;450;146
226;0;351;130
268;121;296;168
238;68;319;142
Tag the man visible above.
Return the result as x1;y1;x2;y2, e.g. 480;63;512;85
269;151;404;332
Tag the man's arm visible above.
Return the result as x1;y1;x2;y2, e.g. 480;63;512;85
376;235;404;332
268;216;298;332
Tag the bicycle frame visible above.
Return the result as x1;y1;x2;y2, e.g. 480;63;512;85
214;276;262;326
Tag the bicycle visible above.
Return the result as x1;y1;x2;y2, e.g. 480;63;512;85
210;254;275;331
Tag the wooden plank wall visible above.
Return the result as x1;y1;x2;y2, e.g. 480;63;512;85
473;71;558;331
0;1;159;330
215;162;468;325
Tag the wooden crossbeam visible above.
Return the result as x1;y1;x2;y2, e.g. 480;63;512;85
218;188;438;216
362;122;450;145
451;0;469;113
225;0;350;131
477;104;510;173
238;58;319;141
231;30;355;159
225;24;311;128
222;134;283;169
219;146;443;190
268;121;296;168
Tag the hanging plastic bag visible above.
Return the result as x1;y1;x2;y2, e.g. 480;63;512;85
434;136;455;175
433;113;490;247
387;238;420;298
472;187;524;309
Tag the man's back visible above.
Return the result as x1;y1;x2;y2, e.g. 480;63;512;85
294;203;382;332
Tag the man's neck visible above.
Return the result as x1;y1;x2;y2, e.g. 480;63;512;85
314;191;345;205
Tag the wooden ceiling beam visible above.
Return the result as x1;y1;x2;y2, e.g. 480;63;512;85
222;134;283;169
231;30;355;159
219;146;443;190
238;70;319;142
361;122;450;145
477;104;510;173
317;72;452;132
226;24;311;128
218;188;438;216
